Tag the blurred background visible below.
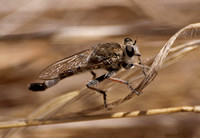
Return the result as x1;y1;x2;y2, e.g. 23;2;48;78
0;0;200;137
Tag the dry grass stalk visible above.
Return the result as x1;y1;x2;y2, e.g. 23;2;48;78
1;23;200;134
0;105;200;129
74;23;200;114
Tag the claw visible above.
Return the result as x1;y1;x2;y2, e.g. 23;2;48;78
127;82;141;95
142;64;150;77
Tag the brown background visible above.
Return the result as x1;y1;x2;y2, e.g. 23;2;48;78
0;0;200;137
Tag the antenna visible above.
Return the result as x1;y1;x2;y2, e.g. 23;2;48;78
134;35;139;45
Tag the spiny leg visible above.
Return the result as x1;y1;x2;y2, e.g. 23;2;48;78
108;77;141;95
86;85;107;109
86;71;114;109
90;70;96;79
86;74;108;109
138;56;142;65
137;56;150;76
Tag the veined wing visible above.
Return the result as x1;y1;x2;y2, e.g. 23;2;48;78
39;49;91;80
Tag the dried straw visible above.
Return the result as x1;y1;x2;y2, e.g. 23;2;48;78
1;23;200;134
0;105;200;129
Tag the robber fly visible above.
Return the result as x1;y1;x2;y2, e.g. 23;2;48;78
29;38;144;109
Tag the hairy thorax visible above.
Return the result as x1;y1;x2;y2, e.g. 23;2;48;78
87;42;124;71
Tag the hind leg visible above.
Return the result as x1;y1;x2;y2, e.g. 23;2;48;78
90;70;96;79
86;71;115;109
86;74;108;109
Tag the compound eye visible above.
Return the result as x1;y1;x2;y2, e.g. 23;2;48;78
126;46;135;57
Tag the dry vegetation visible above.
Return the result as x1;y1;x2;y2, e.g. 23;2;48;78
0;0;200;137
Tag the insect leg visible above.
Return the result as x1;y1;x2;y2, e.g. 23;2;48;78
138;56;142;64
108;77;141;95
86;85;107;109
136;64;150;76
86;73;111;109
90;70;96;79
135;56;149;76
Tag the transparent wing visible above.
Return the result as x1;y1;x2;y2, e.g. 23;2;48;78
39;49;91;80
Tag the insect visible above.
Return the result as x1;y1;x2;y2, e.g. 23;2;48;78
29;38;145;109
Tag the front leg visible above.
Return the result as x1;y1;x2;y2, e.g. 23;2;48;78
138;56;142;65
136;56;149;76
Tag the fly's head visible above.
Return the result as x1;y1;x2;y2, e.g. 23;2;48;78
122;38;141;69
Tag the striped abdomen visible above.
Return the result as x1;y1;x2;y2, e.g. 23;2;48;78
29;64;102;91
